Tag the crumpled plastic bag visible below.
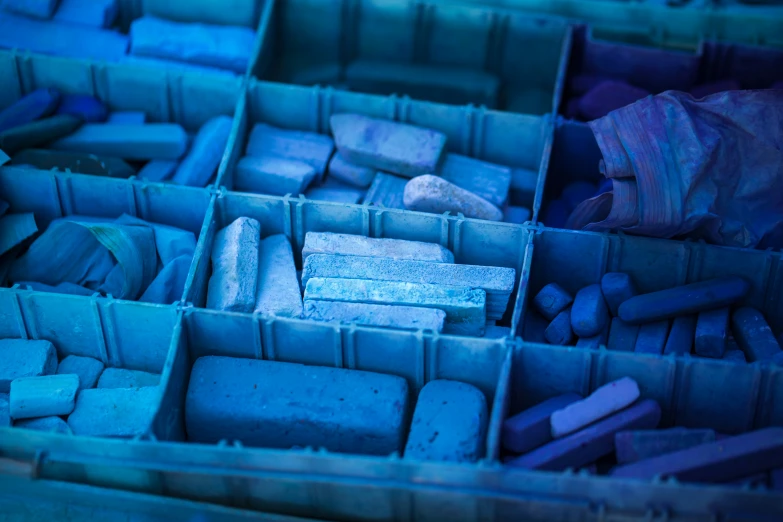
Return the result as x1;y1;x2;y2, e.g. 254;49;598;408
568;89;783;249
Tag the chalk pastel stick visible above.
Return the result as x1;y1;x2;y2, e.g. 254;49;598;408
0;115;82;155
303;300;445;332
57;355;104;392
50;123;189;160
404;380;488;463
732;307;782;362
694;308;729;359
11;148;135;178
137;160;178;182
533;283;573;321
550;377;640;438
14;415;72;434
245;123;334;180
55;94;108;122
503;206;532;224
600;272;636;316
185;356;409;455
404;175;503;221
362;172;407;209
0;213;38;257
0;339;58;393
524;309;549;344
67;386;158;437
618;277;750;324
634;320;670;355
254;235;303;319
438;154;512;207
172;115;233;187
206;217;261;313
302;232;454;264
107;111;145;125
304;187;363;204
52;0;118;28
507;399;661;471
545;309;573;346
0;393;9;427
571;284;610;338
615;428;716;464
9;374;79;419
503;393;582;454
235;155;317;196
97;368;160;389
663;315;696;356
327;152;376;188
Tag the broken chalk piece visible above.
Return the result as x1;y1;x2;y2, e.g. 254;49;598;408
206;217;261;313
0;114;83;155
14;415;72;434
618;276;750;325
571;284;610;337
171;115;233;187
304;187;364;204
304;277;486;336
663;315;696;356
137;160;179;182
11;148;135;178
55;94;108;123
545;309;573;346
57;355;104;391
404;175;503;222
601;272;636;316
634;320;670;355
0;213;38;257
503;206;532;224
185;356;409;455
53;0;118;28
438;154;512;207
0;339;58;393
327;152;376;188
578;81;650;121
330;113;446;178
9;374;80;420
524;309;549;344
608;317;640;352
245;123;334;180
0;393;9;427
362;172;407;209
732;307;782;362
50;123;189;160
97;368;160;389
67;386;159;437
694;308;729;359
533;283;573;321
302;231;454;264
722;349;747;364
550;377;641;438
2;0;59;18
235;155;317;196
303;300;446;332
615;428;716;464
508;399;661;471
502;393;582;454
404;380;488;463
107;111;146;125
254;235;303;319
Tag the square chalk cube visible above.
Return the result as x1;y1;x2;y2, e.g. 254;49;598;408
67;386;159;438
57;355;104;391
10;374;79;420
695;307;730;358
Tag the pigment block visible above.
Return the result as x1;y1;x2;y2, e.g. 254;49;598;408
11;148;135;178
508;399;661;471
327;152;376;188
107;111;145;124
15;415;72;434
0;212;38;257
302;232;454;264
503;206;532;224
9;374;79;420
694;308;729;358
185;356;409;455
663;315;696;356
301;254;514;320
533;283;573;321
206;217;261;313
578;81;650;121
67;386;159;437
303;300;445;332
404;175;503;222
129;16;255;73
50;123;189;160
0;115;83;155
55;94;107;122
545;309;573;346
503;393;582;454
404;380;488;463
362;172;407;209
524;310;549;344
722;349;747;363
245;123;334;180
53;0;117;27
2;0;58;18
438;154;512;207
571;284;610;337
732;307;782;362
254;235;303;318
137;160;178;182
57;355;104;391
550;377;641;438
171;115;233;187
618;276;750;324
635;320;670;355
305;186;363;204
0;393;9;427
235;155;317;196
97;368;160;389
611;427;783;483
615;428;716;464
0;339;58;393
600;272;636;316
304;277;486;336
330;113;446;178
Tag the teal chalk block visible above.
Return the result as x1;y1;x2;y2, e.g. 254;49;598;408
663;315;696;356
97;368;160;389
67;386;159;437
0;339;58;393
732;307;782;362
363;172;407;209
694;308;729;359
172;115;233;187
607;317;639;352
53;0;117;28
245;123;334;180
9;374;79;420
0;393;9;427
50;123;189;160
2;0;59;19
327;152;376;188
404;175;504;222
439;154;511;207
303;300;446;332
129;16;255;73
15;415;72;434
404;380;488;463
302;231;454;264
107;111;145;125
185;356;409;455
0;88;60;133
635;320;670;355
545;309;573;345
57;355;104;391
206;217;260;313
11;148;136;178
0;212;37;257
137;160;178;182
235;155;317;196
0;114;83;155
254;235;303;319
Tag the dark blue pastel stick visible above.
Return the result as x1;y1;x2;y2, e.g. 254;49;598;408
694;308;729;359
634;320;669;355
0;115;82;154
0;88;61;133
545;309;573;345
618;276;750;325
55;94;108;123
732;307;782;362
533;283;573;321
502;393;582;454
571;284;609;337
663;315;696;356
601;272;636;317
615;428;715;464
607;317;639;352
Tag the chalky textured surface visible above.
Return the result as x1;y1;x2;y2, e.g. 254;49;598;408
533;283;573;321
694;308;729;358
302;232;454;264
254;235;303;318
663;315;696;356
404;175;503;222
635;321;670;355
50;123;189;160
571;284;609;337
439;154;512;207
97;368;160;389
503;393;582;454
245;123;333;179
327;152;376;187
235;155;317;196
15;415;72;434
206;217;260;313
303;300;445;332
10;374;79;419
0;339;58;393
57;355;104;391
172;115;233;187
67;386;159;437
600;272;636;316
550;377;640;438
615;428;716;464
362;172;407;209
0;115;83;155
732;307;782;362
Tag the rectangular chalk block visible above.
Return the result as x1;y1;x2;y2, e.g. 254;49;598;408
327;152;376;188
663;315;696;356
245;123;334;180
185;356;409;455
508;399;661;471
362;172;407;209
304;277;486;336
330;113;446;178
503;393;582;454
302;232;454;264
0;393;9;427
235;155;317;196
601;273;636;316
615;428;716;464
303;300;445;332
67;386;159;438
171;115;233;187
254;235;303;319
635;320;670;355
2;0;59;19
404;380;488;463
550;377;641;438
107;111;145;125
9;374;79;420
302;254;514;320
57;355;104;391
11;148;135;178
53;0;118;28
694;308;729;358
0;339;58;393
97;368;160;389
571;284;610;338
732;307;782;362
15;415;71;434
438;154;512;207
608;317;639;352
611;427;783;483
50;124;189;160
207;217;261;313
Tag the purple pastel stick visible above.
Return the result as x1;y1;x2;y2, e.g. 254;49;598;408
663;315;696;356
694;308;729;358
732;307;782;362
600;272;636;317
545;309;573;346
533;283;573;321
507;399;661;471
571;284;609;337
689;79;741;99
614;428;715;464
611;427;783;482
550;376;640;438
502;393;582;454
607;317;639;352
634;320;670;355
578;81;650;121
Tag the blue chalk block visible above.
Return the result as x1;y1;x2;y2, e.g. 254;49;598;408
2;0;59;19
524;310;549;344
185;356;409;455
57;355;104;391
0;114;83;155
97;368;160;389
438;154;512;207
9;374;79;419
615;428;716;464
235;155;317;196
50;123;189;160
303;300;446;332
139;255;191;304
206;217;260;313
302;232;454;264
304;186;364;204
542;199;570;229
362;172;407;209
67;386;159;437
550;377;640;438
635;320;670;355
245;123;334;180
107;111;145;125
611;427;783;483
732;307;782;362
403;175;504;222
254;235;303;319
545;309;573;345
137;160;178;182
576;323;609;349
129;16;255;73
600;272;636;316
561;181;598;211
502;393;582;454
571;284;609;338
0;339;58;393
327;152;376;188
15;415;72;434
618;276;750;325
503;206;532;224
55;94;108;123
0;393;9;427
507;400;661;471
52;0;117;28
0;212;38;257
663;315;696;356
404;380;488;463
533;283;573;321
0;88;60;133
722;349;747;363
171;115;233;187
694;308;729;359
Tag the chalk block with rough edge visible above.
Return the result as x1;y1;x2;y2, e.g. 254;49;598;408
172;115;233;187
185;356;409;455
439;154;512;207
107;111;145;125
302;232;454;264
545;309;573;346
607;317;639;352
97;368;160;389
57;355;104;391
0;393;9;427
206;217;260;313
635;320;670;355
55;94;107;122
245;123;334;180
50;123;189;160
254;235;303;318
615;428;716;464
533;283;573;321
503;393;582;454
304;277;486;336
235;155;317;196
404;175;503;222
14;415;72;434
600;272;636;316
0;339;58;393
305;186;363;204
137;160;178;182
362;172;407;209
550;377;640;438
10;374;79;419
327;152;376;188
303;300;445;332
663;315;696;356
571;284;609;337
330;113;446;178
404;380;488;463
732;307;782;362
2;0;59;19
53;0;117;28
67;386;159;437
503;206;531;224
694;308;729;359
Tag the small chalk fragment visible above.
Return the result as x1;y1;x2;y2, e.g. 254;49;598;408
107;112;145;125
0;393;9;427
689;79;740;99
254;235;303;319
524;309;549;344
235;155;317;196
10;374;79;420
561;182;597;211
663;315;696;356
578;81;650;121
550;377;640;438
0;339;58;393
732;307;782;362
57;355;104;391
362;172;407;209
67;386;159;437
404;380;488;463
97;368;160;389
303;300;445;331
533;283;573;321
2;0;58;19
615;428;716;464
14;415;72;434
722;349;747;363
571;284;609;337
327;152;376;188
137;160;178;182
635;321;670;355
11;148;135;178
0;115;83;155
50;123;189;160
439;154;512;207
607;317;640;352
600;273;636;316
503;393;582;454
694;308;729;359
172;115;233;187
545;309;573;346
55;94;108;123
206;217;261;313
302;232;454;264
404;175;503;221
503;206;531;224
245;123;334;180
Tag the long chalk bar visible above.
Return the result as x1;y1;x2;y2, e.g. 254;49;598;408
503;393;582;454
601;272;636;316
97;368;160;389
533;283;573;321
245;123;334;180
254;235;303;318
404;175;503;222
53;0;118;28
9;374;79;419
694;308;729;358
55;94;107;122
302;232;454;264
11;148;135;178
732;307;782;362
171;115;233;187
0;339;58;393
137;160;178;182
634;320;669;355
206;217;260;313
0;88;60;133
327;152;376;188
67;386;159;437
507;399;661;471
439;154;511;207
362;172;407;209
0;115;82;155
611;427;783;483
618;276;750;324
185;356;409;455
50;124;189;160
550;377;640;438
571;284;609;337
57;355;104;391
303;300;446;332
107;111;145;125
663;315;696;356
235;155;317;196
404;380;488;463
615;428;716;464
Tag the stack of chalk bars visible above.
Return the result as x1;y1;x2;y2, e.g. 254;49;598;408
206;222;516;338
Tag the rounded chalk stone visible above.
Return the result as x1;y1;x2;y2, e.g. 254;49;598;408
571;284;609;337
545;308;573;346
533;283;573;321
403;175;503;222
